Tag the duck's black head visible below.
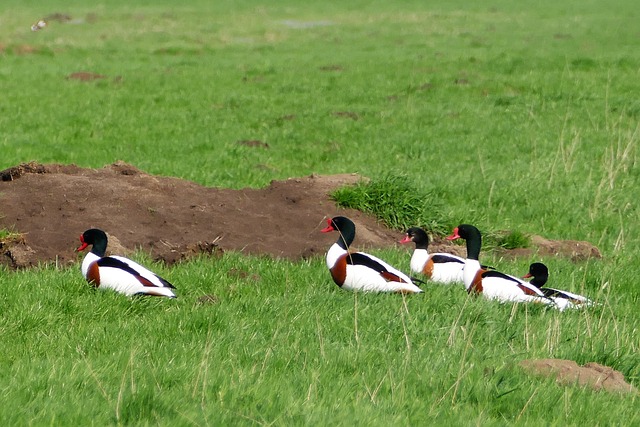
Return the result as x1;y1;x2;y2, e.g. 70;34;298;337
77;228;108;256
401;227;429;248
525;262;549;288
447;224;481;241
321;216;356;250
321;216;354;233
446;224;482;260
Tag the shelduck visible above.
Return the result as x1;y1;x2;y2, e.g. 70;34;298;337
446;224;553;305
321;216;423;294
77;229;177;298
523;262;594;311
400;227;464;284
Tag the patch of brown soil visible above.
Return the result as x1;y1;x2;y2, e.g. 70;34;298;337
43;13;72;23
67;72;106;81
498;235;601;261
0;162;602;269
0;232;36;269
13;45;39;55
0;162;48;181
0;162;395;268
520;359;638;394
530;235;602;260
332;111;360;120
236;140;269;149
319;65;344;72
197;294;220;305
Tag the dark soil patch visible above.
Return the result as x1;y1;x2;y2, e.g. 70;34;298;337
0;162;399;268
237;140;269;149
13;45;39;55
196;294;220;305
520;359;638;394
500;235;602;262
0;162;601;269
43;13;72;23
332;111;360;120
66;72;106;81
319;65;344;72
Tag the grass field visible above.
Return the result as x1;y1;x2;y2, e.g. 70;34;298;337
1;0;639;425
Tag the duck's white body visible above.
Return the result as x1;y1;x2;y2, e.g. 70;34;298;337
523;263;595;311
449;225;554;306
326;242;423;293
543;289;593;311
322;217;423;294
81;252;177;298
78;229;176;298
462;259;551;304
402;227;464;284
409;249;465;284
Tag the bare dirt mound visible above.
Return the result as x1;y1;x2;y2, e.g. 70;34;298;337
499;235;602;262
520;359;638;394
0;162;404;268
0;162;601;269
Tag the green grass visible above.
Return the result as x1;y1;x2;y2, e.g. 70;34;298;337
331;174;449;234
1;253;637;425
1;0;639;425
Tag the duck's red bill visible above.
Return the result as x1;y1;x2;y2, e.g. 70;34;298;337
320;218;334;233
77;234;88;251
446;227;460;240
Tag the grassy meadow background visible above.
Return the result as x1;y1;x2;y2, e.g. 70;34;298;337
1;0;639;425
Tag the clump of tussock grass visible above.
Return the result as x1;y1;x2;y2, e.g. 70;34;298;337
0;228;22;239
330;174;450;234
0;228;25;244
481;229;532;251
497;230;531;249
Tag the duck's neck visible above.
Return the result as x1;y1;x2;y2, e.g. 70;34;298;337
91;238;108;257
410;249;429;274
413;238;428;251
410;229;429;250
335;222;355;251
464;228;482;261
530;275;548;288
